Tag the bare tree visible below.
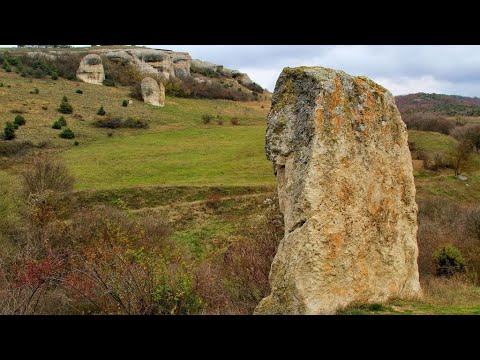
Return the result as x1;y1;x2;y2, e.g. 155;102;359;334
450;139;475;176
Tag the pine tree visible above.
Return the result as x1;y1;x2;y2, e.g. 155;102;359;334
3;121;15;140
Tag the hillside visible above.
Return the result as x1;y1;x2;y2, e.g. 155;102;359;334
396;92;480;116
2;58;480;315
0;45;269;103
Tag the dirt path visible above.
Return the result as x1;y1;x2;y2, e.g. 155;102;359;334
132;191;274;214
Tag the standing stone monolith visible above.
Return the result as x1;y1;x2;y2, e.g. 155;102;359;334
255;66;422;315
76;54;105;85
140;77;165;107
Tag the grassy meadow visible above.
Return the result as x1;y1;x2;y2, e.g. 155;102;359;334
2;62;480;315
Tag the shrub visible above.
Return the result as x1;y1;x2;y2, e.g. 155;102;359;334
216;119;224;125
58;116;67;127
94;116;148;129
52;121;62;130
59;128;75;139
97;106;106;116
75;89;83;94
51;73;58;80
434;244;466;277
161;77;256;101
230;118;239;126
122;100;128;107
451;124;480;151
58;97;73;114
102;58;143;87
94;117;122;129
202;114;212;124
123;117;149;129
22;157;74;194
244;82;264;93
408;141;417;151
41;106;48;111
0;140;35;157
402;112;456;135
74;141;79;146
102;79;115;87
0;82;3;87
449;138;475;176
416;198;480;280
3;122;16;140
195;197;283;314
62;206;201;315
425;152;452;171
14;115;26;127
129;82;143;101
30;88;39;95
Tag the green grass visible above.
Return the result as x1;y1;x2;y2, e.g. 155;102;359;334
0;69;269;149
170;221;235;258
61;126;275;190
338;299;480;315
409;130;458;155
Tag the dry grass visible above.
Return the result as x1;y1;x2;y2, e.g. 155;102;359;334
421;275;480;307
0;69;270;152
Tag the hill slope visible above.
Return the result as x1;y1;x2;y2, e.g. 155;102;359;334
396;92;480;116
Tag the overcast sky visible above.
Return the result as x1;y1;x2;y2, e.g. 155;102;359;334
3;45;480;96
147;45;480;97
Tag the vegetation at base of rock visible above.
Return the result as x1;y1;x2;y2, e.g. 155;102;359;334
102;79;115;87
122;100;128;107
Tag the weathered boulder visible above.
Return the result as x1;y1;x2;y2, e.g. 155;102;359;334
141;77;165;107
255;66;422;315
236;73;253;86
172;53;192;78
76;54;105;85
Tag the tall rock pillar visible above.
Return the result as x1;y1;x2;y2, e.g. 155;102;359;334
255;67;422;315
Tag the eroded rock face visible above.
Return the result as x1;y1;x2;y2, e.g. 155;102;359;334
76;54;104;85
105;49;191;80
255;66;422;315
141;77;164;107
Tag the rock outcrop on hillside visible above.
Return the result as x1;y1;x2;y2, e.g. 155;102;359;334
104;49;191;80
255;66;422;315
191;59;253;85
141;77;164;107
76;54;105;85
